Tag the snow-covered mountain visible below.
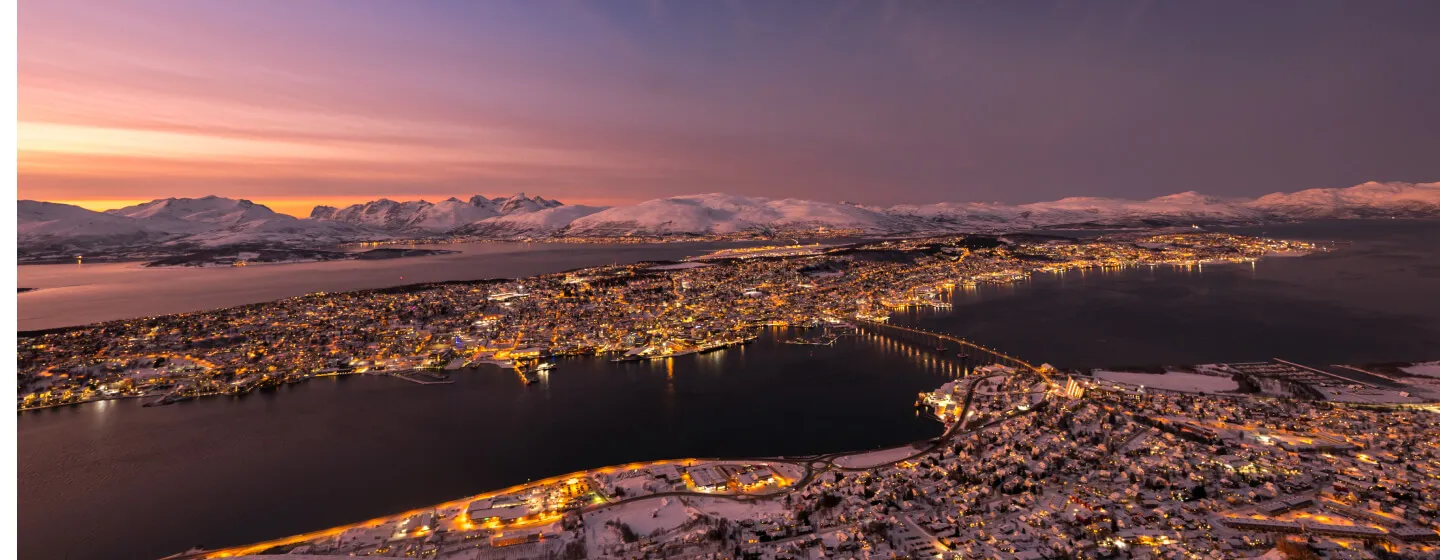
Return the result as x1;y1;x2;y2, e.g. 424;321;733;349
310;193;563;233
554;190;1271;237
18;197;386;258
173;216;378;248
495;193;563;215
1245;181;1440;218
105;195;285;233
309;199;435;231
17;181;1439;258
876;183;1435;231
19;201;162;250
454;205;608;238
100;196;378;248
557;193;905;237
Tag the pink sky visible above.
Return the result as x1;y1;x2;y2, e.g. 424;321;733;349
18;1;1440;215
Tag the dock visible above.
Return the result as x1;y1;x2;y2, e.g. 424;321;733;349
389;371;455;385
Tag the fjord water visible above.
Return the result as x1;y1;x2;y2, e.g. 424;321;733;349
19;331;950;560
894;220;1440;368
16;241;764;331
17;220;1440;560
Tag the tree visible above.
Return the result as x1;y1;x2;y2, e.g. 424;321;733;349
1190;485;1207;501
617;522;639;543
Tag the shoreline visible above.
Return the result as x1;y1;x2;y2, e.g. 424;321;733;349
18;253;1307;334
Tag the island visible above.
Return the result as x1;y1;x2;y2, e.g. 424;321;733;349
19;231;1315;411
141;246;457;268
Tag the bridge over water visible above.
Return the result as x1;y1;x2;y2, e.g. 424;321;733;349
855;320;1052;383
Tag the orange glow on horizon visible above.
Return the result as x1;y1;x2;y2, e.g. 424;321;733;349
47;196;630;219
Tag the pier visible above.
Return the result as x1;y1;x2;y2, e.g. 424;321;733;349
389;370;455;385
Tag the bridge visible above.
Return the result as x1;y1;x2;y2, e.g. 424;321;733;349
854;320;1053;384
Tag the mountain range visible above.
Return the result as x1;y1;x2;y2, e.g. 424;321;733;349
18;181;1440;259
308;193;564;233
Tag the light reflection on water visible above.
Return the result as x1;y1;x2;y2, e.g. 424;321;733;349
17;220;1439;560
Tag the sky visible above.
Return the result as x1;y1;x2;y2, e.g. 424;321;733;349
18;0;1440;217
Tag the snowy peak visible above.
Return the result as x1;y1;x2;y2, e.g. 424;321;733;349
1245;181;1440;218
19;196;389;257
309;205;339;219
17;181;1439;255
309;193;567;232
106;196;286;231
456;205;609;238
311;198;427;231
402;197;501;232
1149;191;1226;205
19;201;159;241
497;193;564;215
1011;192;1259;224
560;193;902;236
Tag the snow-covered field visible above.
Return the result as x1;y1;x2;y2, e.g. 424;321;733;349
583;495;791;558
1092;370;1239;393
1313;387;1426;405
583;497;697;557
833;444;926;469
687;496;788;520
1401;361;1440;378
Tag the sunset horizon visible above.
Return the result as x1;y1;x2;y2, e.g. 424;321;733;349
15;3;1440;560
20;1;1440;209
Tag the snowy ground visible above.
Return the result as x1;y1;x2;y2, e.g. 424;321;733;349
1401;361;1440;378
1313;387;1426;405
1093;370;1239;393
687;495;789;520
583;496;699;557
770;462;806;482
833;443;926;469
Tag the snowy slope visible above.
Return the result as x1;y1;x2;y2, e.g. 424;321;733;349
20;198;386;255
172;217;382;248
310;199;433;231
18;181;1440;252
559;193;901;236
455;205;608;238
105;196;380;246
878;201;1029;230
879;183;1433;231
310;193;563;232
496;192;563;214
19;201;160;248
1244;181;1440;218
106;195;284;232
1014;192;1261;226
401;197;501;232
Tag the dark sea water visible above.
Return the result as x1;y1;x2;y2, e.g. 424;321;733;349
17;220;1440;560
18;331;953;560
893;220;1440;368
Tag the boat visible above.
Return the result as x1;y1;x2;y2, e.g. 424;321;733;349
536;362;555;372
